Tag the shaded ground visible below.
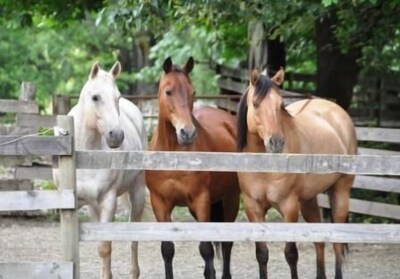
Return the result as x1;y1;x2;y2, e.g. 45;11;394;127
1;209;399;279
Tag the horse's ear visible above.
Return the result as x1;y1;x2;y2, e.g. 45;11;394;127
271;68;285;86
110;61;122;79
184;57;194;74
89;62;100;80
163;57;173;73
250;69;260;86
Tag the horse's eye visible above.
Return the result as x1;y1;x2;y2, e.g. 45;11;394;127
92;95;100;102
165;90;172;96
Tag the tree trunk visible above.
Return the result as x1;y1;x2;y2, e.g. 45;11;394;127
315;11;361;110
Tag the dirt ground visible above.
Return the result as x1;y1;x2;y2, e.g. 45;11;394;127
1;202;399;279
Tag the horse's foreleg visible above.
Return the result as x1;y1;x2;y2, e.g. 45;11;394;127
98;191;117;279
129;174;146;279
150;193;175;279
300;198;326;279
191;193;216;279
242;194;269;279
281;197;300;279
328;175;354;279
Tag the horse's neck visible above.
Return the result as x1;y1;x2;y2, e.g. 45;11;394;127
281;113;300;153
73;110;103;150
153;119;180;150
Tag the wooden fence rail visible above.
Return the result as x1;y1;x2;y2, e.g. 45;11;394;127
79;222;400;243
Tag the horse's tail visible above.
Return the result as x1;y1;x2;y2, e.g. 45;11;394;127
211;200;224;260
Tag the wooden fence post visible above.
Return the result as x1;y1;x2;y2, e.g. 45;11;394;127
19;82;36;101
53;94;72;115
57;115;80;279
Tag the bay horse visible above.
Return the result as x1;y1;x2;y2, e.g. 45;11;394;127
146;57;240;279
237;68;357;279
53;62;147;279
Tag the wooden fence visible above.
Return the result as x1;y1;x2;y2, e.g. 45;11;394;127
3;92;400;219
0;82;54;216
0;114;400;278
215;64;400;127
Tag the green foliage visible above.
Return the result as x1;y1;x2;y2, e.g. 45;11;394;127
0;14;132;111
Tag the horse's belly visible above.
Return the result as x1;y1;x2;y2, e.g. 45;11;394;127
146;170;211;206
300;173;342;200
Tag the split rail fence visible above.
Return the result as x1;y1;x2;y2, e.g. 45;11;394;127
1;113;400;278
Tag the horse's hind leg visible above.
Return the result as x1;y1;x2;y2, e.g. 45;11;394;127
300;198;326;279
213;198;239;279
328;175;354;279
190;193;216;279
128;173;146;279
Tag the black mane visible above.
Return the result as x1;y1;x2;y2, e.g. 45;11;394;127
253;74;274;103
237;74;274;151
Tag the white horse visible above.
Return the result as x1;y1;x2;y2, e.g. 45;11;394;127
53;61;147;279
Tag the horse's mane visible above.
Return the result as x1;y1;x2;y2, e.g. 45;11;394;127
237;91;249;151
237;74;290;151
253;74;274;103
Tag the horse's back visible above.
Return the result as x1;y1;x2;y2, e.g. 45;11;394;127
193;106;240;202
287;98;357;155
193;106;237;152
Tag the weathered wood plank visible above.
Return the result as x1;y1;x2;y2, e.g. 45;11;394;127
79;222;400;243
16;113;57;128
0;190;75;211
356;127;400;143
0;156;32;167
0;125;15;135
0;179;33;191
0;99;38;114
15;165;53;180
75;151;400;175
318;194;400;220
358;147;400;155
218;78;247;94
0;135;72;155
0;262;73;279
353;175;400;193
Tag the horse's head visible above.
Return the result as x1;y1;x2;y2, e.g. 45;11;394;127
238;68;287;153
79;61;124;148
158;57;197;145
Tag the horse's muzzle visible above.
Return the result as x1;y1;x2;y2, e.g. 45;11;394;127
106;129;125;148
266;135;285;153
177;127;197;145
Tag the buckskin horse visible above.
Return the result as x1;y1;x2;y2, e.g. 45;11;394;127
53;62;147;279
146;57;240;279
236;68;357;279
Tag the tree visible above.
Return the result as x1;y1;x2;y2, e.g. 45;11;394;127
1;0;400;110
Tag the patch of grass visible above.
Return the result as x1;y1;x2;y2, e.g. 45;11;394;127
37;180;57;190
